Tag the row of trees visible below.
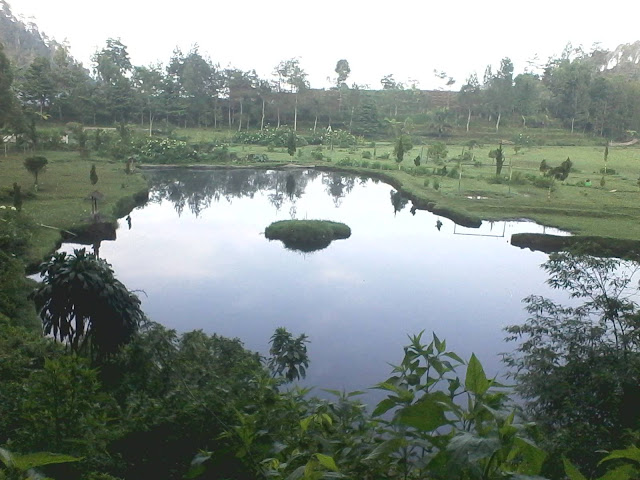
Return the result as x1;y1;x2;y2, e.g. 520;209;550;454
3;11;640;140
457;44;640;137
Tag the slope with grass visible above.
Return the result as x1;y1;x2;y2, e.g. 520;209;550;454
0;151;148;265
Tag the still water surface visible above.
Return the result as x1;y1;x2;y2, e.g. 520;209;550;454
61;169;570;397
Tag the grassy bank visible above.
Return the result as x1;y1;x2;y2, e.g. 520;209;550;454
0;150;148;264
142;131;640;240
2;131;639;264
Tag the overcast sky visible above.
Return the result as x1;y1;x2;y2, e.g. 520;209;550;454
10;0;640;90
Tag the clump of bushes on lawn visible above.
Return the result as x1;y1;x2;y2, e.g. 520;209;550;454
264;220;351;252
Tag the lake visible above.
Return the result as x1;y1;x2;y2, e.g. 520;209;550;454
59;168;570;399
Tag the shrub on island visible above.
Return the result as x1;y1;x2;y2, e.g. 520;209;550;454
264;220;351;252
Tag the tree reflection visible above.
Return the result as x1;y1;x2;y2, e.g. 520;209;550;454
322;174;355;207
390;189;408;215
148;169;338;217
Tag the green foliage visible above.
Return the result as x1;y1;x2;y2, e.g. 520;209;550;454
539;159;549;174
23;156;48;189
531;175;556;189
325;129;360;148
11;183;22;211
563;445;640;480
336;157;354;167
0;322;63;448
488;143;505;176
109;323;265;478
264;219;351;252
352;96;381;137
310;148;324;161
0;209;33;258
67;122;88;149
257;332;545;480
0;447;80;480
287;130;297;157
0;252;37;328
246;153;270;162
135;137;198;164
16;356;117;458
393;135;412;164
427;142;448;162
546;157;573;181
362;150;372;159
268;327;310;382
372;332;544;479
505;251;640;476
33;248;145;361
90;164;98;185
447;166;460;178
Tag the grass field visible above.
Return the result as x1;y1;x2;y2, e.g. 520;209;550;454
0;150;148;264
2;127;639;265
169;137;640;240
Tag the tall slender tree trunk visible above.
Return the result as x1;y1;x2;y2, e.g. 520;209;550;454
600;102;607;136
313;115;317;134
294;95;298;132
261;99;265;131
238;100;243;132
349;106;354;133
277;107;281;128
571;117;575;134
466;108;471;132
149;112;154;136
228;100;232;127
495;111;501;132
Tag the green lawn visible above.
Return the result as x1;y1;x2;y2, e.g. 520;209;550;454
2;135;639;266
167;137;640;240
0;150;148;263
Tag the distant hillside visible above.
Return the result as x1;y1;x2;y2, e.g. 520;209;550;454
601;41;640;78
0;1;58;70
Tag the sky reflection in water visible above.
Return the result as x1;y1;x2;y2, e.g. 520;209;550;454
60;169;570;399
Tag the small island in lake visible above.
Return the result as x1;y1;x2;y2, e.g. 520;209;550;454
264;220;351;252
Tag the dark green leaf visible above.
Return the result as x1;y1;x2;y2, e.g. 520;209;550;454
372;398;397;417
397;394;449;431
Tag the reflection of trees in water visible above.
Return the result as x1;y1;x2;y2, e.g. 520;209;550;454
322;174;355;207
390;189;408;215
148;169;325;216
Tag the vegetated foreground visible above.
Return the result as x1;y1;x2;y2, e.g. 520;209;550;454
264;219;351;252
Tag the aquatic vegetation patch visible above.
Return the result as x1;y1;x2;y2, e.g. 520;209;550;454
264;220;351;252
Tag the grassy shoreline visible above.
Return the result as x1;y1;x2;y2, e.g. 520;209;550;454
139;146;640;241
3;138;640;267
1;151;148;266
